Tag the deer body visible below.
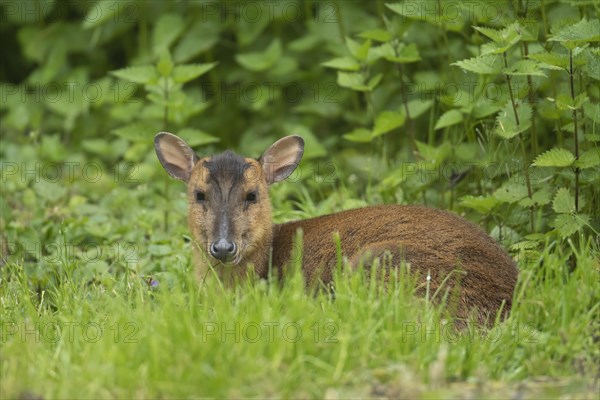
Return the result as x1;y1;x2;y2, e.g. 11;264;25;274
155;133;518;323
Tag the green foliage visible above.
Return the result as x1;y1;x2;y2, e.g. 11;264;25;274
1;0;599;395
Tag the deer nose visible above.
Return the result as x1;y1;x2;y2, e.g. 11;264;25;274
209;239;237;262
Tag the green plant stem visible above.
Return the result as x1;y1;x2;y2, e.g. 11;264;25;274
503;52;520;127
568;49;580;212
334;1;345;41
503;51;534;231
163;79;170;232
396;60;416;153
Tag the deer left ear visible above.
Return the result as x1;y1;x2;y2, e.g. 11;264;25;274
259;135;304;185
154;132;199;182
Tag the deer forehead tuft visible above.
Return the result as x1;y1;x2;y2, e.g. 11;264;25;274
202;150;253;186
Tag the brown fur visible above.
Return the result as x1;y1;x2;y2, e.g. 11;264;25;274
155;133;518;324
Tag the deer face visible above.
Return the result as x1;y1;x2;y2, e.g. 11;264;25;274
155;133;304;271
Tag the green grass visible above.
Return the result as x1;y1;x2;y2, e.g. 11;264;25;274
1;235;598;399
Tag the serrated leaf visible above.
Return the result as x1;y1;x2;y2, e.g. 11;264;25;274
475;23;521;54
582;47;600;80
110;66;157;84
153;14;185;54
372;111;406;137
322;57;361;71
459;195;499;214
552;214;589;238
172;63;217;83
503;59;547;77
177;128;220;147
407;99;434;118
346;37;371;61
367;73;383;90
583;102;600;124
474;26;504;43
434;109;463;130
112;122;155;142
529;52;569;70
452;55;502;75
156;51;174;77
549;18;600;44
532;148;575;167
235;39;282;72
532;188;552;205
358;29;392;43
574;148;600;169
337;72;369;91
343;128;372;143
494;182;529;203
82;0;122;29
415;141;451;162
552;188;575;214
382;43;421;64
495;101;532;139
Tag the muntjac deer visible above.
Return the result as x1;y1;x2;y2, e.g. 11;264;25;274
155;133;518;323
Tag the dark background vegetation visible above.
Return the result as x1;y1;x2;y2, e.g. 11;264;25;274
0;0;598;284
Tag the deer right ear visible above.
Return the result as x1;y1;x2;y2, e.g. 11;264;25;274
260;135;304;185
154;132;199;182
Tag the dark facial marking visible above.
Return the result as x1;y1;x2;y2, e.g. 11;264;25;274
204;150;251;190
202;150;252;242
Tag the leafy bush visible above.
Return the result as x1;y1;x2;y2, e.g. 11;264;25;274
1;1;598;291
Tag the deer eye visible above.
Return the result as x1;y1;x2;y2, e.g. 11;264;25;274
245;191;257;203
195;191;206;203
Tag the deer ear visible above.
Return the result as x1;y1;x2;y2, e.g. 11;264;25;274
259;135;304;185
154;132;199;182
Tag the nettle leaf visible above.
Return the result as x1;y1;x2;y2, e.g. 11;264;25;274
582;47;600;80
235;39;282;72
177;128;220;147
386;3;463;31
83;0;123;29
322;57;361;71
452;55;502;75
112;121;155;142
475;23;521;53
459;195;499;214
495;101;532;139
172;63;217;83
346;37;371;61
434;109;463;130
503;59;547;77
533;148;575;167
532;188;552;206
474;26;504;43
153;14;185;54
415;141;451;162
552;214;590;238
358;29;392;43
367;73;383;90
381;43;421;64
574;148;600;169
529;52;569;70
407;99;434;119
552;188;575;214
110;66;158;85
549;18;600;44
494;182;529;203
583;102;600;124
343;128;372;143
372;111;406;138
156;51;174;77
337;72;369;91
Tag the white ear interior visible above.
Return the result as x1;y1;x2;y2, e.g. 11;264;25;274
260;135;304;185
154;132;199;182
